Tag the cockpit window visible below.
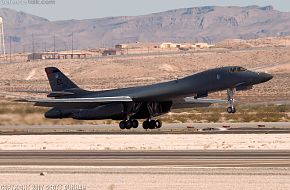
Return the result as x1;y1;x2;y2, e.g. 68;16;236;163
229;67;247;73
238;67;247;71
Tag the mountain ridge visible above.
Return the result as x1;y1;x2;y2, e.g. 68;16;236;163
0;5;290;52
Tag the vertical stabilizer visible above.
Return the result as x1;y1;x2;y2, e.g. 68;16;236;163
45;67;80;91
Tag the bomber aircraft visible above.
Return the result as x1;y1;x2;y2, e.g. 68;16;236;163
22;66;272;130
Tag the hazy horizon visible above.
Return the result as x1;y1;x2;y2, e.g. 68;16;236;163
0;0;289;21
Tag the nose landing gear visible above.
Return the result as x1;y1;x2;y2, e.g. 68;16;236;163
227;88;236;114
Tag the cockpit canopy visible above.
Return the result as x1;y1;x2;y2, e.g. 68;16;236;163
229;67;247;73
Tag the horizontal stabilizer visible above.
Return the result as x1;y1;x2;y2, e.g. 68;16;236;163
12;90;51;94
47;91;76;97
14;90;76;96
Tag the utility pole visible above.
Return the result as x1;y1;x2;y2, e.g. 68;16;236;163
9;36;11;63
22;45;25;54
43;41;47;52
53;35;56;59
32;34;35;60
71;32;74;59
0;17;5;57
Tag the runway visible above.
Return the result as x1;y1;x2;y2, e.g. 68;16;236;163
1;122;290;135
0;150;289;167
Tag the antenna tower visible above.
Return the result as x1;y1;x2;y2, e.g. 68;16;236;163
0;17;5;56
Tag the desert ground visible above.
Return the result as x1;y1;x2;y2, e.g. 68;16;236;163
0;133;290;150
0;39;290;102
0;37;290;125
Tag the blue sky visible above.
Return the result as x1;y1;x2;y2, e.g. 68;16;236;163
0;0;289;21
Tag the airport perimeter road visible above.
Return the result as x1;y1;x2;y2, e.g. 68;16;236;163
0;150;289;167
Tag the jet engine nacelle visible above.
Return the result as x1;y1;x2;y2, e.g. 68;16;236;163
72;103;125;120
45;108;73;119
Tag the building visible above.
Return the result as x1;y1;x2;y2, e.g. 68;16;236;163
57;52;91;59
115;44;128;49
158;42;212;49
102;49;124;56
177;43;195;49
27;52;91;61
159;42;178;49
195;43;210;49
27;52;57;61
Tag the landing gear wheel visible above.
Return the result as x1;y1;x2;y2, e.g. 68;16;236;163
227;107;236;114
119;121;126;130
132;120;139;128
143;120;149;129
125;120;133;129
149;120;156;129
156;120;162;128
232;108;236;113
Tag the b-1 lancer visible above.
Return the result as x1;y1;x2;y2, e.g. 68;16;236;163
23;66;272;130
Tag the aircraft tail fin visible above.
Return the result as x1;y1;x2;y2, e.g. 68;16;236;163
45;67;81;92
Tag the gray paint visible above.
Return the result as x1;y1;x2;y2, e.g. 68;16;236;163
39;66;272;121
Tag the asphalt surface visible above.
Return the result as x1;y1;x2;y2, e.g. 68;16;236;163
1;122;290;135
0;150;289;167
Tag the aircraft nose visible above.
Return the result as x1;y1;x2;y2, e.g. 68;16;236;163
258;72;273;83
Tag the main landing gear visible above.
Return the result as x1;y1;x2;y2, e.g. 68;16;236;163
119;119;139;130
119;102;164;130
119;119;162;130
227;88;236;114
142;119;162;130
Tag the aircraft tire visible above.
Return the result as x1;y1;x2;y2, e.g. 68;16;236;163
232;108;236;113
132;120;139;128
143;120;149;129
227;107;236;114
156;120;162;128
149;120;156;129
119;121;126;130
227;107;233;113
125;120;133;129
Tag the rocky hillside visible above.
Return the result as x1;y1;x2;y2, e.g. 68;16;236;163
1;5;290;52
